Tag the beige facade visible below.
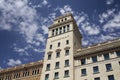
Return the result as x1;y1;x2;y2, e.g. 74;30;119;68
0;60;43;80
41;13;82;80
0;13;120;80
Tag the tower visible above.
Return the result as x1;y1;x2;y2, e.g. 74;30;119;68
41;13;82;80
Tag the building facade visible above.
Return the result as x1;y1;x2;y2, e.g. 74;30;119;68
0;13;120;80
0;60;43;80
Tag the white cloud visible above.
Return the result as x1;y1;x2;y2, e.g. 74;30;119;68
74;12;87;26
103;12;120;31
0;0;52;55
106;0;114;5
7;59;22;66
42;0;48;5
81;22;100;35
82;40;89;46
41;25;48;34
99;9;115;23
56;5;73;14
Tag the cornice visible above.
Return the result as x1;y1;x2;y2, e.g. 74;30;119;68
0;60;43;74
49;19;74;29
74;39;120;57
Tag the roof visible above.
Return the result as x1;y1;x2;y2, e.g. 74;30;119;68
0;60;43;74
74;38;120;57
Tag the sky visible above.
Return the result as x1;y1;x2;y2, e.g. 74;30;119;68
0;0;120;69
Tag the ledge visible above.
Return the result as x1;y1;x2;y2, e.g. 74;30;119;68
74;38;120;57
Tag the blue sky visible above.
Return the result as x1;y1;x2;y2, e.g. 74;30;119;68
0;0;120;69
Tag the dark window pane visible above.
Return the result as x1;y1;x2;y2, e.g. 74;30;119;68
58;42;60;47
81;59;86;65
55;62;59;69
56;52;60;58
45;74;49;80
50;45;52;49
65;50;69;56
65;60;69;67
93;66;99;73
104;53;110;60
106;63;112;71
48;54;51;60
94;77;100;80
54;72;59;79
59;27;62;34
66;40;69;45
63;26;66;33
92;56;97;63
108;75;115;80
64;70;69;77
52;30;54;36
46;64;50;71
116;51;120;57
81;69;86;76
67;25;70;31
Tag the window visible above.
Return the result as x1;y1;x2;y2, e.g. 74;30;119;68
61;19;63;22
58;42;60;47
67;25;70;31
103;53;110;60
48;54;51;60
66;40;69;45
65;60;69;67
65;50;69;56
108;75;115;80
119;61;120;65
54;72;59;79
92;56;97;63
116;51;120;57
23;71;29;77
0;76;4;80
59;27;62;34
56;52;60;58
81;58;86;65
65;18;67;20
58;20;60;23
93;66;99;74
52;30;54;36
45;74;49;80
5;75;12;80
81;69;87;76
55;62;59;69
56;29;58;35
50;45;52;49
106;63;112;71
94;77;100;80
32;69;39;75
14;73;20;78
64;70;69;77
63;26;66;33
46;64;50;71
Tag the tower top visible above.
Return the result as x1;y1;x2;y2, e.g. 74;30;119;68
54;13;73;21
49;13;74;29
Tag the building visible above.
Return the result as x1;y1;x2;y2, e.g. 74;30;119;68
0;13;120;80
0;60;43;80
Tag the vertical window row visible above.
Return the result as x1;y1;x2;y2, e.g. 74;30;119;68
52;24;70;36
